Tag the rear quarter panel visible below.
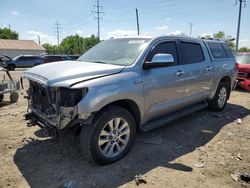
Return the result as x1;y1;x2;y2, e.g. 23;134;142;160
204;42;237;98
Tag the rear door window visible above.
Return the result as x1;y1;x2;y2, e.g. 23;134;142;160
180;42;204;64
222;43;234;58
208;42;228;59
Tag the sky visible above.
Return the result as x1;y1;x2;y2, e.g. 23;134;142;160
1;0;250;47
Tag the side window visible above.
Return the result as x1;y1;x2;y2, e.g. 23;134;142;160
146;42;178;66
222;43;234;58
18;56;26;60
208;42;228;59
26;57;35;61
180;42;204;64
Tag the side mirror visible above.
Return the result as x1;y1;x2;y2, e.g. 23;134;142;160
143;53;174;70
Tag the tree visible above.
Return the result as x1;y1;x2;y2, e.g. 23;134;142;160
42;43;60;54
239;47;250;52
60;34;100;55
213;31;225;39
0;27;18;39
213;31;235;50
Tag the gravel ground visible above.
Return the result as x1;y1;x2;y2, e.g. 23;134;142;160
0;69;250;188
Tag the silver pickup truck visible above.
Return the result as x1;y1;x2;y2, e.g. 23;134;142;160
23;36;237;164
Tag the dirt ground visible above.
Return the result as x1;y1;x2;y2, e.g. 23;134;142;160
0;69;250;188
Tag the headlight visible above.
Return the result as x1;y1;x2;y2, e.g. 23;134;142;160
59;87;88;107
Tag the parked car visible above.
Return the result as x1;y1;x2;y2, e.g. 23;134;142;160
0;54;13;68
235;53;250;91
23;36;237;164
5;55;43;70
41;55;72;64
68;55;80;60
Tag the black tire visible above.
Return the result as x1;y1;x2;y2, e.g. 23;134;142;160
10;92;19;102
7;64;15;71
80;105;136;165
0;94;4;102
208;82;230;112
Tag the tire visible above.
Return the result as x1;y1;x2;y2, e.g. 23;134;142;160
80;105;136;165
0;94;3;102
208;82;230;112
10;92;19;102
7;64;15;71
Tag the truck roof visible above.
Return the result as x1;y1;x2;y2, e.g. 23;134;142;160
109;35;227;44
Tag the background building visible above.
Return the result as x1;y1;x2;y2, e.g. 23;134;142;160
0;39;45;58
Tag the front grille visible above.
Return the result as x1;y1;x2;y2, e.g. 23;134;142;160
29;81;56;115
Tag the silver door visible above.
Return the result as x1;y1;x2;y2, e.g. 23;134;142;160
179;40;213;102
142;40;186;123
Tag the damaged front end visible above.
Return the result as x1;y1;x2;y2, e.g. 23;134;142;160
24;79;88;130
236;72;250;92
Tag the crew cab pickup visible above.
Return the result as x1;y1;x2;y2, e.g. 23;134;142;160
23;36;237;164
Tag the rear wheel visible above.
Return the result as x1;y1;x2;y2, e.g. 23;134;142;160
208;82;229;111
80;105;136;165
0;94;4;102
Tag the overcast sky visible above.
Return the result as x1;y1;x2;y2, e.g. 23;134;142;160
1;0;250;47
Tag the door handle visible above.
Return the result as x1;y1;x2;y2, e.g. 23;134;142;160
176;70;185;76
206;66;213;71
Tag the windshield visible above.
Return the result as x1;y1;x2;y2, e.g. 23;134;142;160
78;38;150;66
236;54;250;64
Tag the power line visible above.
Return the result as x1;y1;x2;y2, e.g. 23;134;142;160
235;0;246;51
53;20;62;47
92;0;104;39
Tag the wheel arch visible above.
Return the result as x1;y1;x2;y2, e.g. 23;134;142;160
219;76;231;99
97;99;141;130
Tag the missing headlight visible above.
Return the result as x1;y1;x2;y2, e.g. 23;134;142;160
60;88;87;107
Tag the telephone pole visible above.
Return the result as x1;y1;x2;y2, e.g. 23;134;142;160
235;0;246;51
54;20;62;47
38;35;41;45
92;0;104;39
189;23;193;37
136;8;140;35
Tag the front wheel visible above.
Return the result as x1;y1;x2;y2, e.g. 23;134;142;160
80;105;136;165
7;64;15;71
208;82;229;111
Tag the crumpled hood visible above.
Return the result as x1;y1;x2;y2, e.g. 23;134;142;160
23;60;124;87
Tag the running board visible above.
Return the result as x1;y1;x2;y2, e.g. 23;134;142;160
141;101;208;132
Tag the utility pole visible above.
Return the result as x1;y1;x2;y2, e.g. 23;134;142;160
189;23;193;37
38;35;41;45
136;8;140;35
235;0;246;51
8;24;11;30
54;20;62;47
92;0;104;39
37;35;41;45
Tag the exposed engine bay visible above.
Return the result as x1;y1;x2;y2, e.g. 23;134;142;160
25;80;86;129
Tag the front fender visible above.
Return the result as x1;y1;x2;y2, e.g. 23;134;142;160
73;70;144;121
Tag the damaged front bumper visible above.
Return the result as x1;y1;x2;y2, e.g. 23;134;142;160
236;77;250;92
24;79;88;129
